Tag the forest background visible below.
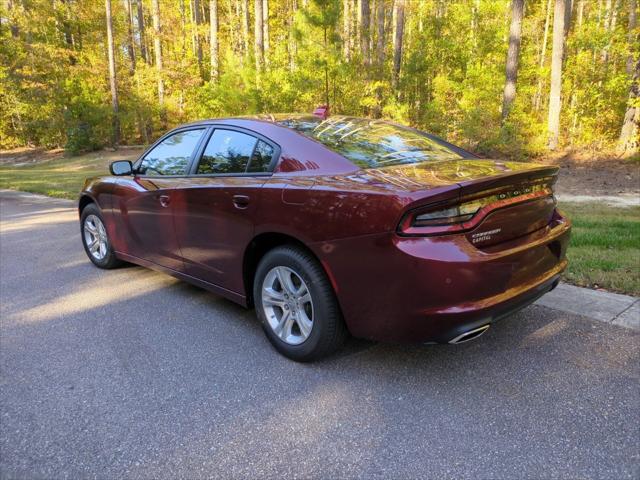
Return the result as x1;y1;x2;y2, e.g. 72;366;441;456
1;0;638;158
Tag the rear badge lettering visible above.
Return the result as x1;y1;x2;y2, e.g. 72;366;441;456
471;228;502;243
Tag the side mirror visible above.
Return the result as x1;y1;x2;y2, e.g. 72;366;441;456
109;160;133;176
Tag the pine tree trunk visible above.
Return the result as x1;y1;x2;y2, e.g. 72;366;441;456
577;0;584;27
601;0;617;64
135;0;149;64
254;0;264;71
547;0;567;150
356;0;362;50
502;0;525;121
618;58;639;153
392;0;405;90
191;0;203;79
564;0;573;38
105;0;120;146
343;0;351;59
123;0;136;73
360;0;370;65
288;0;297;70
534;0;553;110
210;0;218;80
241;0;250;58
263;0;269;61
375;0;384;67
627;0;637;76
151;0;165;109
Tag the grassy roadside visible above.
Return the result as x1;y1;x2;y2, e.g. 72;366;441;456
559;202;640;296
1;154;638;295
0;149;141;199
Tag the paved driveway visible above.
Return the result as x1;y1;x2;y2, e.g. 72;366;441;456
1;190;638;479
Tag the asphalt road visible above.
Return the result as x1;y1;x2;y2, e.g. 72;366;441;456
1;190;638;479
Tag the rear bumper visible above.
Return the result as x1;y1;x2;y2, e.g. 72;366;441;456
428;262;564;343
314;215;571;344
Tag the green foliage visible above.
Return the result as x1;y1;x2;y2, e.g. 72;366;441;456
63;78;110;155
0;0;637;157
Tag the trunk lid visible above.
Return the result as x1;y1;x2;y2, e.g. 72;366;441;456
383;159;559;246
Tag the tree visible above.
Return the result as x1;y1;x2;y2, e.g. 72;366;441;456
0;0;636;154
151;0;165;109
502;0;525;121
123;0;136;73
135;0;149;64
210;0;218;80
105;0;119;145
241;0;250;57
360;0;370;65
191;0;203;79
375;0;384;67
263;0;269;61
342;0;351;59
534;0;553;110
627;0;637;76
547;0;568;150
618;57;639;153
392;0;405;90
255;0;264;71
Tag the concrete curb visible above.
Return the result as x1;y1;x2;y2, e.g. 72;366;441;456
535;283;639;330
556;193;640;207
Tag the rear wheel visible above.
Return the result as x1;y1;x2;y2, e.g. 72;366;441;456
80;203;122;269
253;246;347;362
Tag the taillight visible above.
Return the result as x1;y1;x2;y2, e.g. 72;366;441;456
413;205;477;227
398;182;554;236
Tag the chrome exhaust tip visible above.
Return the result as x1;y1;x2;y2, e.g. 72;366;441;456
448;324;491;344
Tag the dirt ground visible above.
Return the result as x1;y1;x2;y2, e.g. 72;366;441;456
542;151;639;196
1;147;638;197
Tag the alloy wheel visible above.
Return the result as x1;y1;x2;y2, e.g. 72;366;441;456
261;266;314;345
83;214;108;261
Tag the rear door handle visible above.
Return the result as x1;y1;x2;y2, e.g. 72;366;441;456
157;194;171;208
232;194;250;209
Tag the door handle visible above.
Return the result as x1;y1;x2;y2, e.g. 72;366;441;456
157;194;171;208
232;194;250;209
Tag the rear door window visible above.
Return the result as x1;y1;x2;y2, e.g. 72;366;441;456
197;129;257;174
138;129;205;176
197;129;275;174
247;140;275;173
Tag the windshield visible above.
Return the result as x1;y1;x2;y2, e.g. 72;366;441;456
276;116;464;169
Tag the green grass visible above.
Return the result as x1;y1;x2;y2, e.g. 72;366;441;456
1;154;638;295
0;149;140;199
560;202;640;296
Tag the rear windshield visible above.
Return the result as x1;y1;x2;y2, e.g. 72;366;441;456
277;116;464;169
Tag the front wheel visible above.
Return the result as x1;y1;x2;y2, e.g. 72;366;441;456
253;246;347;362
80;203;122;269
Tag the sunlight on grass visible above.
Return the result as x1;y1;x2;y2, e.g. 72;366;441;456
0;150;141;199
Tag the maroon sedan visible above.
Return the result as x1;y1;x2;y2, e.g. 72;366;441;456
79;114;571;361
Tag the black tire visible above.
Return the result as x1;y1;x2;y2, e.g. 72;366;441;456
253;245;348;362
80;203;122;269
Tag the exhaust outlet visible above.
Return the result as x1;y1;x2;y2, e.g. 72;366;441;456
449;324;490;344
